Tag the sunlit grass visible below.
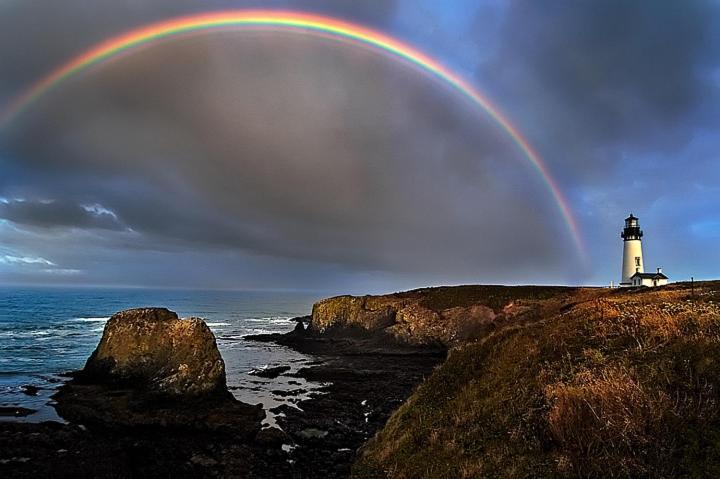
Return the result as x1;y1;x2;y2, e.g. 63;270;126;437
354;282;720;478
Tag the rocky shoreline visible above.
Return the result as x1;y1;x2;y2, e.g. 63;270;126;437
241;315;447;476
5;283;720;478
0;308;444;478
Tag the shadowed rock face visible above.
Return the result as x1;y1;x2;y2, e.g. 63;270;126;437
83;308;227;397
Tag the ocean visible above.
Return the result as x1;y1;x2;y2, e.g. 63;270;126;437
0;286;323;426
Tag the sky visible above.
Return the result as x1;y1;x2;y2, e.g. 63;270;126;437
1;0;719;293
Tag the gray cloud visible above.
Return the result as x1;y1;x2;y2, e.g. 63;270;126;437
0;199;126;231
0;0;399;104
1;28;573;283
479;0;718;174
2;0;718;289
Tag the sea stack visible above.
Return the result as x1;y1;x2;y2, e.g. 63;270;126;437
54;307;264;434
82;307;227;396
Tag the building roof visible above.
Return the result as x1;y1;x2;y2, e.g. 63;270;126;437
630;272;669;280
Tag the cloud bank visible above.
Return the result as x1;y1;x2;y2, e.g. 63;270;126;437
1;0;718;290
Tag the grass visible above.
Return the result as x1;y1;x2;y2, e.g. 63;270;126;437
352;282;720;478
410;285;579;312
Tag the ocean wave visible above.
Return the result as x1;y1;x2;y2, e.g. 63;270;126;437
244;316;292;324
217;327;277;338
216;335;247;340
205;322;231;327
0;330;53;338
70;317;110;322
246;328;278;335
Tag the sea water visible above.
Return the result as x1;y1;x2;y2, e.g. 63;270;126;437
0;286;323;426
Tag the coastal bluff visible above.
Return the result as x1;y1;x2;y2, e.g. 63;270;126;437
353;281;720;478
309;285;577;347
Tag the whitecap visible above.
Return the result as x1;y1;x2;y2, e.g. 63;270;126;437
244;316;291;323
205;322;231;327
247;328;276;335
70;317;109;323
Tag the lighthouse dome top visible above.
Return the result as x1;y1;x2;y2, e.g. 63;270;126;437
621;213;643;241
625;214;639;227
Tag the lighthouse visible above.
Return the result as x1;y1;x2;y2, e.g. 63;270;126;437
618;214;670;287
620;214;644;285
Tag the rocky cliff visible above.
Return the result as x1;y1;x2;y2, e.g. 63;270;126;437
310;285;577;347
352;281;720;478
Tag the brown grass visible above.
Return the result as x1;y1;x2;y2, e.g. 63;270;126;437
352;281;720;478
545;366;670;476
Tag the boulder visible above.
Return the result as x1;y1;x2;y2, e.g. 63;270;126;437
254;427;290;447
21;385;40;396
54;307;265;435
83;308;226;397
250;365;291;379
0;406;37;417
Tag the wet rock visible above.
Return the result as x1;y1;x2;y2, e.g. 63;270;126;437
21;385;39;396
292;320;306;334
0;457;30;464
53;382;264;435
189;453;218;467
296;428;328;440
250;366;290;379
271;388;307;397
254;427;289;448
0;406;37;417
294;367;392;382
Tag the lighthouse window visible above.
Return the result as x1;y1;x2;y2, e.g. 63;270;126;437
635;257;641;267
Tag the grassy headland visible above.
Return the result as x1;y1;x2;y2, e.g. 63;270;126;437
344;282;720;478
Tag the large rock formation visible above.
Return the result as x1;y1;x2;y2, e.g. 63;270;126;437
353;282;720;479
309;286;574;347
54;307;264;434
83;307;226;396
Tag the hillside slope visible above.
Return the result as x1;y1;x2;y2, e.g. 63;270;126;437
351;282;720;478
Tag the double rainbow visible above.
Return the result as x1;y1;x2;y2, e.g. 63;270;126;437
0;10;586;261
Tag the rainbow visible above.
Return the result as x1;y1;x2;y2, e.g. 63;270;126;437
0;10;586;261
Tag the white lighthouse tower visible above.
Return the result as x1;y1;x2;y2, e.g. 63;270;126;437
620;214;644;285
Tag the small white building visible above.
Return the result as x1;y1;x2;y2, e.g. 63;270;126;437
630;268;669;287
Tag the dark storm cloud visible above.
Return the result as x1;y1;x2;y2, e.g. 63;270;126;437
2;0;718;288
1;27;570;283
479;0;719;177
457;0;720;284
0;199;126;231
0;0;399;103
